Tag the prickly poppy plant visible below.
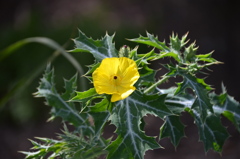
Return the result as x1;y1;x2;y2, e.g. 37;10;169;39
21;30;240;159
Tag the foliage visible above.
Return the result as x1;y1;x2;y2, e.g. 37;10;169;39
22;30;240;159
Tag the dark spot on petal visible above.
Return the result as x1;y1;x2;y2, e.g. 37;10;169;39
114;76;117;79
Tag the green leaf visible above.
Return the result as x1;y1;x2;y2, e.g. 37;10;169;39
34;65;88;127
192;111;229;152
61;74;78;109
72;147;108;159
135;49;157;83
175;72;213;122
21;138;63;159
71;88;97;101
165;93;194;114
163;86;231;152
106;91;172;159
70;30;118;61
71;89;111;138
169;32;189;52
160;115;185;147
155;51;181;62
183;42;198;62
196;52;217;63
22;128;108;159
210;88;240;132
90;111;110;137
129;32;220;75
84;62;101;81
135;49;157;61
128;32;169;52
129;32;185;62
90;98;110;112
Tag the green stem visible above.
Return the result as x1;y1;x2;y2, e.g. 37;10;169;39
144;76;170;94
0;37;85;88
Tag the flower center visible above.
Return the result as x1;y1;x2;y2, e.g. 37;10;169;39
113;76;118;80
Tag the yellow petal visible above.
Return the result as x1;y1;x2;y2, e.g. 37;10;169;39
93;70;116;94
99;58;119;75
92;57;140;102
111;87;135;102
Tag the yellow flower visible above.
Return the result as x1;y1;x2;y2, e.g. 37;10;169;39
92;57;140;102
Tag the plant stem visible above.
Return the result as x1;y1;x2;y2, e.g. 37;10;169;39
144;76;170;94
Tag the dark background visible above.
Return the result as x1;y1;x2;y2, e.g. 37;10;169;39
0;0;240;158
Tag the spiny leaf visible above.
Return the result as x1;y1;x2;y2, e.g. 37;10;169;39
170;32;189;52
106;91;172;159
192;110;229;152
128;32;169;51
61;73;78;109
129;32;220;74
174;72;213;122
22;129;108;159
135;49;157;61
156;52;181;62
34;65;88;128
163;86;231;152
83;62;101;82
90;98;110;113
70;30;118;61
160;115;185;147
196;52;217;63
71;90;111;137
72;147;108;159
21;138;64;158
129;32;183;62
210;87;240;132
163;87;229;152
183;42;198;62
90;111;110;137
71;88;98;101
21;150;46;159
164;92;194;114
134;50;157;83
130;32;197;63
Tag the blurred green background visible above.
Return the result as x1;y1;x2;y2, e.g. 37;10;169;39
1;0;240;158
